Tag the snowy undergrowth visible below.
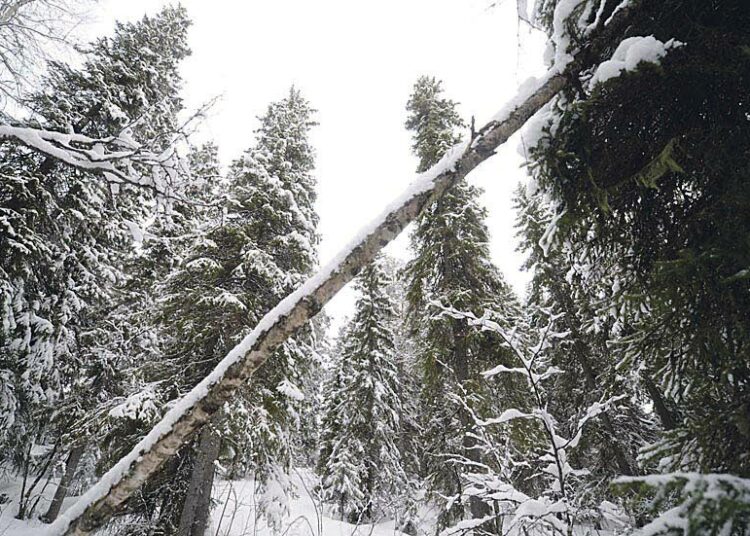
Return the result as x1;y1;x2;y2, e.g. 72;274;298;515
208;470;414;536
0;474;78;536
0;469;415;536
0;468;628;536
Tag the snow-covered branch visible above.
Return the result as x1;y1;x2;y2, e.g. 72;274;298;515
1;98;218;200
437;301;628;534
614;473;750;535
0;124;184;195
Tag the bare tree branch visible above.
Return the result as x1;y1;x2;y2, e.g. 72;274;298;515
0;123;183;194
0;95;221;204
0;0;92;108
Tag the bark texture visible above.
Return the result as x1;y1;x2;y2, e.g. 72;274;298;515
176;426;221;536
42;445;85;523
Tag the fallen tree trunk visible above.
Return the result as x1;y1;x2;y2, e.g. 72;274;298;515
46;5;638;534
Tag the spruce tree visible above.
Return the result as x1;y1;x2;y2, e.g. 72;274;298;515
404;76;521;528
526;0;750;530
380;255;421;516
318;256;406;523
142;87;319;535
0;6;190;518
513;185;655;505
316;325;348;484
36;144;222;525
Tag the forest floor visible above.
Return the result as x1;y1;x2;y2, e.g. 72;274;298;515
0;467;627;535
0;468;416;536
207;469;415;536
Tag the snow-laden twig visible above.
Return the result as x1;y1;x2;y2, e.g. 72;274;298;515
0;124;181;194
0;96;219;203
437;303;626;535
613;472;750;535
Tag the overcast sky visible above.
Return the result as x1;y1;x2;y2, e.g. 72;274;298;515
87;0;547;327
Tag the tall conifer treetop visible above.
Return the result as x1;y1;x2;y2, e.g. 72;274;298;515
135;87;321;532
30;5;190;143
403;74;521;529
405;76;464;172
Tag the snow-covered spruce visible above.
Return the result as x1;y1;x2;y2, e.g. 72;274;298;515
317;256;407;523
403;75;523;531
133;88;321;534
0;5;190;523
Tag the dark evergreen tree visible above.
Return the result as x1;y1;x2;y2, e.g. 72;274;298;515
75;142;224;530
526;0;750;531
139;87;319;535
0;6;191;519
404;75;522;528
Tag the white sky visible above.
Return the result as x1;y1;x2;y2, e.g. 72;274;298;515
87;0;547;328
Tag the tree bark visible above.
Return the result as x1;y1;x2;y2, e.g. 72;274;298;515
41;445;85;523
15;443;32;520
641;375;679;431
454;321;491;522
176;426;221;536
50;5;640;534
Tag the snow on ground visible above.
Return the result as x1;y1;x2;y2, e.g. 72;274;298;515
0;469;412;536
209;469;411;536
0;473;80;536
0;466;630;535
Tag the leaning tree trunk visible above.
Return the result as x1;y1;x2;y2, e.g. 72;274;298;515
47;5;640;534
42;445;85;523
176;426;221;536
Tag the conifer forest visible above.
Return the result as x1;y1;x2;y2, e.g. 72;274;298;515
0;0;748;535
